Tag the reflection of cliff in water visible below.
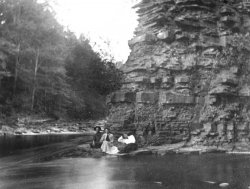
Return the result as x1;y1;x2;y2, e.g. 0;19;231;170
1;152;250;189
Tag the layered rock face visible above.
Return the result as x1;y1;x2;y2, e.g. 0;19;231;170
107;0;250;146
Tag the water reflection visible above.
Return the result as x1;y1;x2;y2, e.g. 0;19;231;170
1;135;250;189
1;153;250;189
0;134;90;157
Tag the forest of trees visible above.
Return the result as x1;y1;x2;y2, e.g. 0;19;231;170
0;0;122;120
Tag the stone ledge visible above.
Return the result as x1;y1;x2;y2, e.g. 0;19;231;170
159;92;195;104
128;33;157;48
136;91;158;104
57;142;250;159
107;91;136;104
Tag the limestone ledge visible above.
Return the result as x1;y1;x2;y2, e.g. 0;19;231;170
29;138;250;161
62;142;250;159
107;0;250;146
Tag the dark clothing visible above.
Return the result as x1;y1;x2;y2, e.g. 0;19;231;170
119;143;138;153
90;143;102;148
94;132;102;143
91;132;102;148
105;134;110;142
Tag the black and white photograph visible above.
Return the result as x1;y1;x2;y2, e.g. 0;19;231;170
1;0;250;188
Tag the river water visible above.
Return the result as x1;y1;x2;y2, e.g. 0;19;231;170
1;135;250;189
0;134;91;157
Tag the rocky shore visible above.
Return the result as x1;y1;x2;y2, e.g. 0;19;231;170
0;116;107;136
1;116;250;161
45;140;250;162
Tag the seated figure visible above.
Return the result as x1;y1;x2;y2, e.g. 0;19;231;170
118;132;138;153
100;128;119;154
90;126;102;148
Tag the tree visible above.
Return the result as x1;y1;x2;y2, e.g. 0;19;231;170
65;37;122;119
0;0;122;120
0;0;69;116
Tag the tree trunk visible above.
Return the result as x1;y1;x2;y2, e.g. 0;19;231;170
13;2;21;97
13;43;20;96
31;48;39;111
44;90;47;112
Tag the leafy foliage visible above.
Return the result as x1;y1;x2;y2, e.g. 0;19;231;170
0;0;122;119
65;37;122;119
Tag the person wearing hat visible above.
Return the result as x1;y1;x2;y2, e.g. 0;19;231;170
90;126;102;148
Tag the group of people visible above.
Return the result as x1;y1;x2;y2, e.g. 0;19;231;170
91;126;137;154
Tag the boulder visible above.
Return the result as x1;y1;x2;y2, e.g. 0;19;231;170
77;144;91;151
1;125;14;135
134;76;149;83
219;183;229;187
209;85;236;95
157;30;174;42
239;85;250;97
175;75;190;84
128;33;156;47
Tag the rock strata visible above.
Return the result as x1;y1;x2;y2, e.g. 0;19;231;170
107;0;250;147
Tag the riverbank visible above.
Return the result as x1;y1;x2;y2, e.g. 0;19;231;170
129;142;250;156
54;141;250;160
2;114;250;159
0;115;105;136
1;134;250;167
0;125;95;136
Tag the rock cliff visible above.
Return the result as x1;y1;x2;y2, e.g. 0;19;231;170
107;0;250;146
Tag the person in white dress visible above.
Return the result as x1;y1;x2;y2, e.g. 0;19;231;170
100;128;119;154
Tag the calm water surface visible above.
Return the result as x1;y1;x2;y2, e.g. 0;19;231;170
0;134;90;157
1;136;250;189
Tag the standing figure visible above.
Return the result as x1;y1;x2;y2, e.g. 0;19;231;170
100;128;119;154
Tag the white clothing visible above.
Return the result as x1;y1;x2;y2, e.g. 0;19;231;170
100;133;119;154
101;141;119;154
118;135;136;144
